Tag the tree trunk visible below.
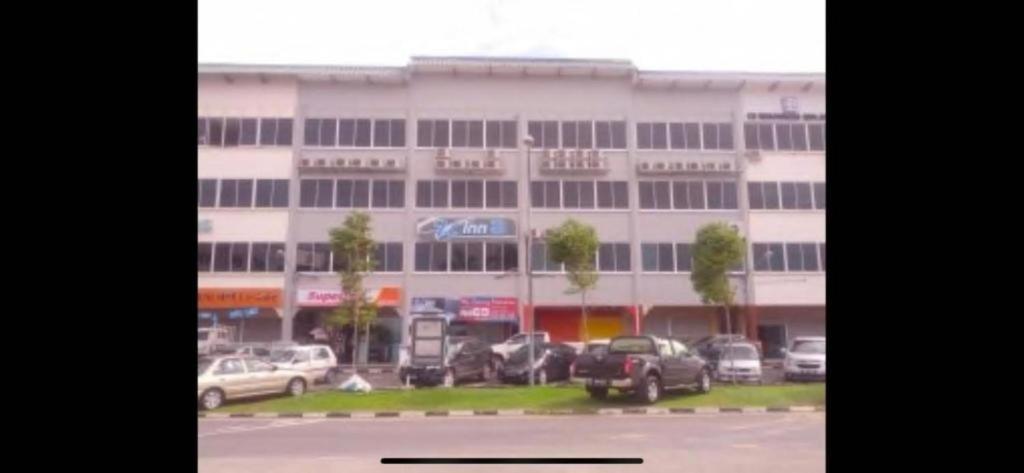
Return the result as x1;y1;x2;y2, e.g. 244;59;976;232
351;299;360;371
363;319;371;364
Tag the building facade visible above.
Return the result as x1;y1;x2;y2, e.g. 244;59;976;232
197;57;825;362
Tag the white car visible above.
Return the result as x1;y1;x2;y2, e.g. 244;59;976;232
782;337;825;381
270;344;337;383
714;343;763;383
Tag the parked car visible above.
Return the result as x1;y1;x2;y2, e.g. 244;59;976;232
198;326;237;356
232;344;272;360
692;334;750;371
782;337;825;381
399;336;493;387
269;344;337;384
498;342;578;385
489;332;549;372
713;342;763;383
197;355;312;410
584;339;611;355
571;335;711;404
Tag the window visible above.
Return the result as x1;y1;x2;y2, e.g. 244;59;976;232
415;242;449;272
215;359;245;375
684;123;701;150
780;182;813;210
351;119;371;147
563;181;595;209
813;182;826;209
808;124;825;151
224;118;241;146
240;118;258;145
198;243;212;272
594;181;627;209
753;243;786;271
791;124;808;151
594;121;626;149
598;243;630;272
198;118;209;145
639;181;671;209
485;181;517;208
369;180;404;208
255;180;289;208
485;120;517;149
819;243;826;271
786;243;820;272
449;242;484;272
451;180;468;207
299;179;334;208
687;181;706;209
485;242;519;272
775;123;793;150
219;179;254;208
373;242;403;272
637;123;652;149
527;121;560;149
530;181;562;208
222;242;250;272
641;243;675;272
675;243;693;272
198;179;218;207
208;118;224;146
748;182;781;210
416;180;449;208
706;181;738;210
530;242;563;272
452;120;484;148
743;123;758;150
371;119;405;147
259;118;293;146
296;243;331;272
669;123;684;149
250;242;285;272
758;123;775;150
702;123;733;150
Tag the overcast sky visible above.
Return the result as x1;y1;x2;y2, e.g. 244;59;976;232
198;0;824;73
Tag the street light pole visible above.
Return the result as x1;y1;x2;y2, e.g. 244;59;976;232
523;135;536;387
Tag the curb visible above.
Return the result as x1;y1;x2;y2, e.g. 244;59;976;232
200;405;823;419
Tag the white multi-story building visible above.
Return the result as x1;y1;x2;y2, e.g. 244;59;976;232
197;57;824;363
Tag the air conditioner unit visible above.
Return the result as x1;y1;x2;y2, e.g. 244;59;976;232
564;149;578;160
591;158;604;169
299;159;311;167
702;162;718;171
744;150;762;162
385;159;398;168
654;162;668;171
487;149;501;159
450;160;464;169
348;158;363;168
592;150;604;159
672;162;686;171
544;149;558;159
437;148;452;159
577;160;591;170
639;162;653;172
719;162;733;172
314;159;328;168
541;160;554;170
581;150;594;159
686;161;700;171
468;160;482;169
554;159;568;169
334;158;348;168
436;159;450;169
484;159;501;170
369;158;382;168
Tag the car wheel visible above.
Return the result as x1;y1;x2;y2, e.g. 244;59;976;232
697;370;711;394
636;375;661;404
480;363;492;382
200;389;224;410
587;387;608;400
287;378;307;397
442;368;455;388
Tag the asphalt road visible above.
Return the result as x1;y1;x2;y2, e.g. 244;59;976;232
198;412;825;473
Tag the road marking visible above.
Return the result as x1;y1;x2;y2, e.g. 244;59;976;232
198;419;325;438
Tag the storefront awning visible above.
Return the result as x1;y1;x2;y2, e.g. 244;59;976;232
198;288;282;309
296;286;401;308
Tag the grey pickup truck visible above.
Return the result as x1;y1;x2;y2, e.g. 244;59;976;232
571;335;712;404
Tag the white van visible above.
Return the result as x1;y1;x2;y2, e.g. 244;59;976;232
270;344;337;383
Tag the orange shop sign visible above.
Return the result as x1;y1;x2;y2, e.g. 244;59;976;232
198;288;282;309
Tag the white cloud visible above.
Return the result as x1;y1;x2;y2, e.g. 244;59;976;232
199;0;824;72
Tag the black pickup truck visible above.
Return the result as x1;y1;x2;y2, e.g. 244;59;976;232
571;335;711;403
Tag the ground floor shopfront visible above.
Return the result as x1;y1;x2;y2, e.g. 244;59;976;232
750;305;826;358
522;305;640;343
291;287;403;364
410;296;520;344
197;288;284;342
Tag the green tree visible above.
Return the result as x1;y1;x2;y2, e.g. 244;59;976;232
690;222;746;382
545;219;600;341
326;212;378;370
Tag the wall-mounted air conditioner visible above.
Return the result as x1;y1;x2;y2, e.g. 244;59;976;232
385;159;398;168
554;159;568;169
484;160;501;170
468;160;482;169
436;159;450;169
639;162;652;171
564;149;578;160
672;162;686;171
654;162;668;171
544;149;558;159
702;162;717;171
314;159;327;167
437;148;452;159
719;162;733;172
487;149;501;159
369;158;382;168
450;160;464;169
686;161;700;171
348;158;363;168
334;158;348;168
541;161;554;170
299;159;311;167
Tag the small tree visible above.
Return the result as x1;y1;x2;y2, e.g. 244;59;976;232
546;219;600;341
690;222;746;382
326;212;378;370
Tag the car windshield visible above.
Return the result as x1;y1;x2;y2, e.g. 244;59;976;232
270;349;295;362
587;344;608;355
508;344;545;363
792;340;826;354
198;359;213;376
609;337;656;354
198;332;209;341
721;345;759;360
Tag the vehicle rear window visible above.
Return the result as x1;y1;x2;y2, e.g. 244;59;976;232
608;337;656;354
722;345;759;359
791;340;825;354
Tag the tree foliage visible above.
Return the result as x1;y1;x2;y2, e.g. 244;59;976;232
545;219;600;339
325;212;378;368
690;222;746;306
